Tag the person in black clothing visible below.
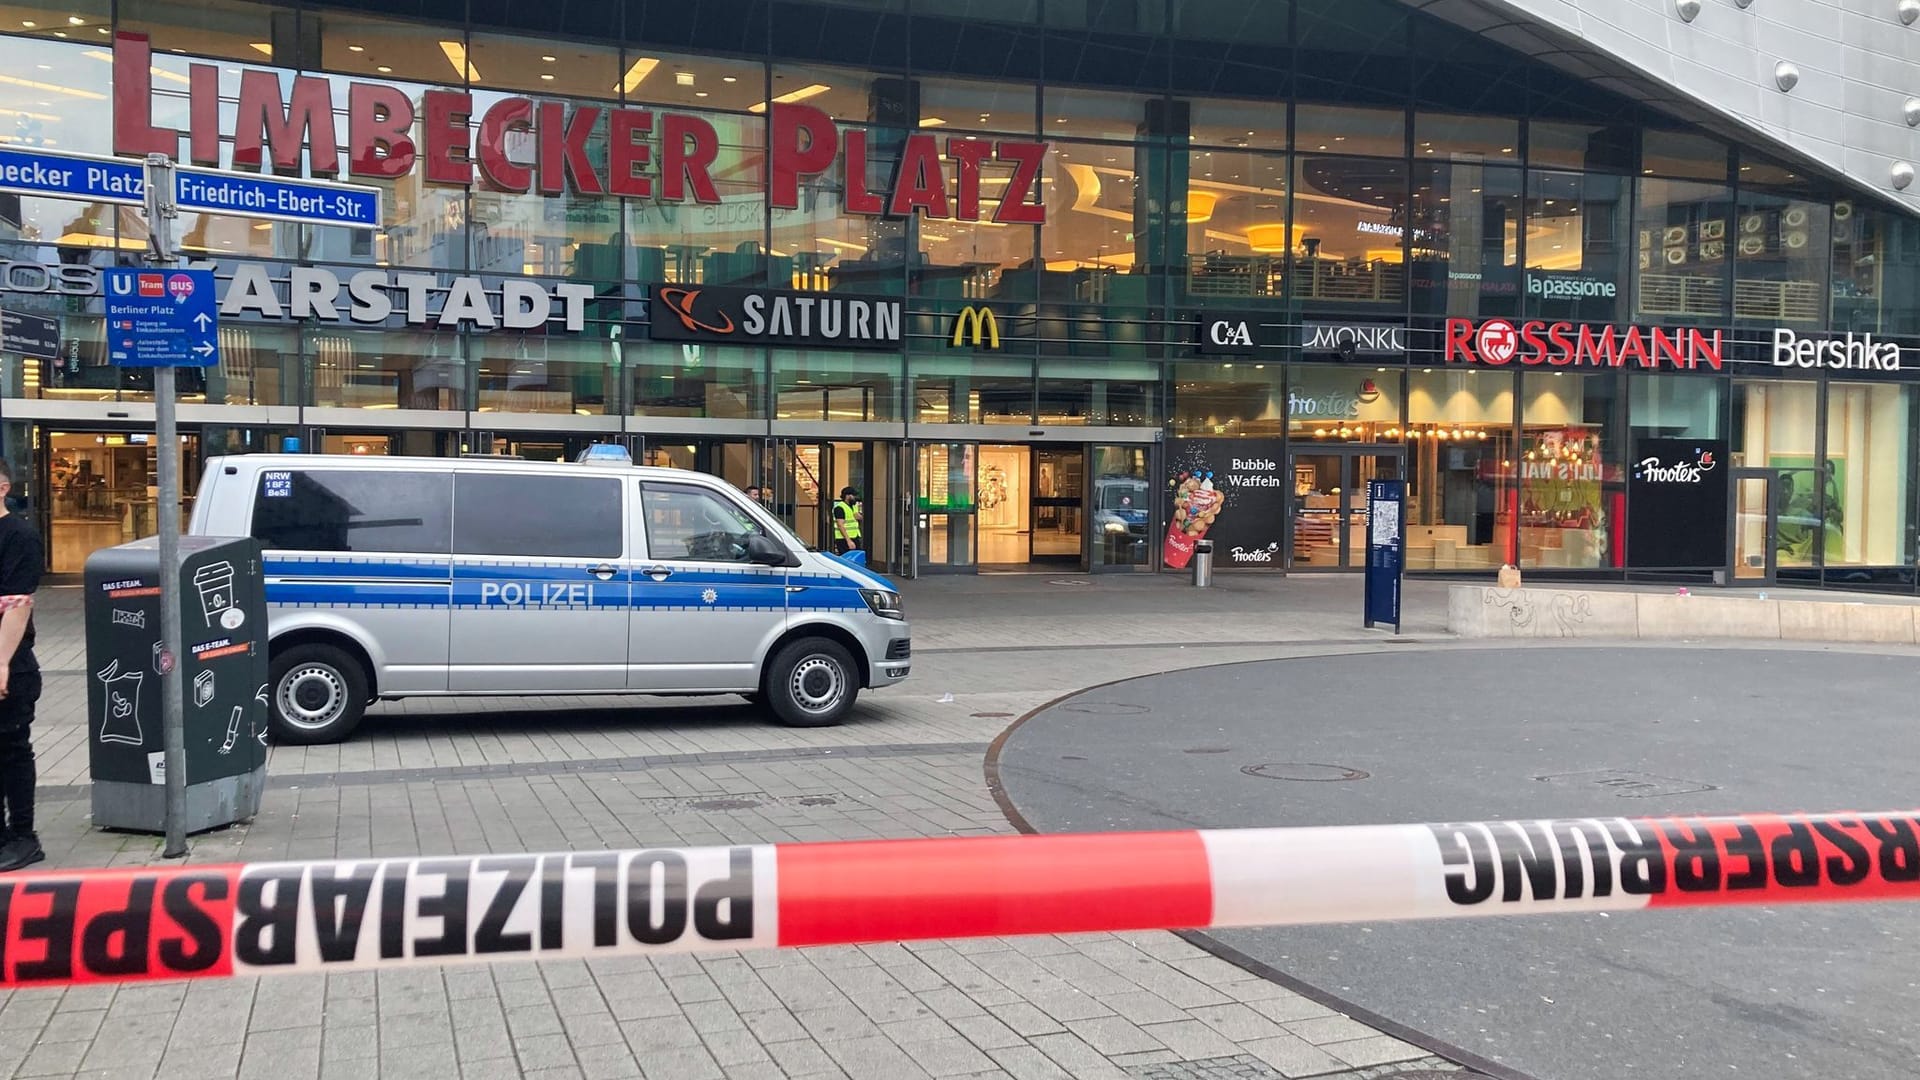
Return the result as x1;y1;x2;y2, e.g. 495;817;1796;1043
0;459;42;872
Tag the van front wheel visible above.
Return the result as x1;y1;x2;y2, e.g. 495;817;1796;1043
269;644;369;744
765;638;858;727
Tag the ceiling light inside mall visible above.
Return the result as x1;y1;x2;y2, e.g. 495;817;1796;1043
749;84;830;112
376;65;392;73
1186;191;1217;222
66;15;82;24
437;41;479;81
19;20;32;27
616;57;659;93
695;90;708;97
0;71;106;98
348;44;364;52
675;71;695;86
541;54;556;62
723;75;737;83
541;73;554;80
250;42;272;56
919;117;946;127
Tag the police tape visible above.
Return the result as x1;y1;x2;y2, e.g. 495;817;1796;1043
4;809;1919;988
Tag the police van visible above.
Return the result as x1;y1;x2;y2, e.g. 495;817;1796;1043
188;451;910;743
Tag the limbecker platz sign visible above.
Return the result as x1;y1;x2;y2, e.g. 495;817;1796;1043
110;34;1048;224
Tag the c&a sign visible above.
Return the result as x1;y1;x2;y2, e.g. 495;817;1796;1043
110;33;1049;223
1196;312;1273;354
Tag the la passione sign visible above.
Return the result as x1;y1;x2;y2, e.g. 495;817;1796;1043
110;34;1049;224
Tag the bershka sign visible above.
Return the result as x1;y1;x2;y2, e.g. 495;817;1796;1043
1302;321;1405;357
1445;317;1723;371
1772;328;1903;372
110;34;1048;224
1197;312;1272;354
646;285;902;349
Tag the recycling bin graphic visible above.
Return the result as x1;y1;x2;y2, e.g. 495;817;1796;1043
83;536;268;834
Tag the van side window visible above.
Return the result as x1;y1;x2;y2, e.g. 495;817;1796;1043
641;484;763;563
251;470;452;553
454;474;621;559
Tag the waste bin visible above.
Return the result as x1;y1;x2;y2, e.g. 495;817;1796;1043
1192;539;1215;587
83;536;268;834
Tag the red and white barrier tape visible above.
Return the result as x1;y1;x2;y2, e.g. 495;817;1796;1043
3;809;1917;988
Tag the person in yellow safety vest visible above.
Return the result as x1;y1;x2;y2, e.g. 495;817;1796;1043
831;487;864;555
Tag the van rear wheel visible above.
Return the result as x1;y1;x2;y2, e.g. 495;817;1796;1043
269;644;369;744
764;637;858;727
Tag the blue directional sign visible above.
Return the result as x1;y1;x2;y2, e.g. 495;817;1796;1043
174;166;381;229
0;147;144;206
104;268;220;368
0;146;380;230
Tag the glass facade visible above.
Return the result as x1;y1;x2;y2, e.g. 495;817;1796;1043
0;0;1915;584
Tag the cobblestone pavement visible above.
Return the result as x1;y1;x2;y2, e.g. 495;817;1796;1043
2;574;1464;1080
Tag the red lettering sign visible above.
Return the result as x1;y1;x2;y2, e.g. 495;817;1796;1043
107;33;1052;223
1446;318;1723;372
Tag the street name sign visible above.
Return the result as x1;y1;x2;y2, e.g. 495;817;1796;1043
0;146;381;228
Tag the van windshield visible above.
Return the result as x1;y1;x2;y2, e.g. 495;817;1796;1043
1097;479;1150;510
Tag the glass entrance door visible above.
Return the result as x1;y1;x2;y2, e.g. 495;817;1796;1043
1288;448;1404;570
914;442;976;572
1091;445;1152;571
1731;471;1774;583
1030;447;1084;565
43;428;201;573
775;441;873;553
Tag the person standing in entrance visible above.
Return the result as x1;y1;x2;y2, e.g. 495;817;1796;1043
0;460;43;872
832;487;864;555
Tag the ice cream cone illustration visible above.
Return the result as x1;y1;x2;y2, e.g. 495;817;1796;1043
1164;470;1224;569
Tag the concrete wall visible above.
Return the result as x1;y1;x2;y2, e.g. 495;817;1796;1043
1430;0;1920;213
1450;584;1920;642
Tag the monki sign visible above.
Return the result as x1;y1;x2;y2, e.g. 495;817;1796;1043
109;33;1049;223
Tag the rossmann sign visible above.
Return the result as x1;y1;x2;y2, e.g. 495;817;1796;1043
1445;317;1724;371
109;33;1048;224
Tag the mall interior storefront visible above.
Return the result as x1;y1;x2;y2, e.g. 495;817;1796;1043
0;0;1916;586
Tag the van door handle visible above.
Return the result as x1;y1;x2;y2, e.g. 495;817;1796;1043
643;565;672;581
588;564;618;581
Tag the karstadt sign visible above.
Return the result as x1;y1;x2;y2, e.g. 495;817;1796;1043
0;261;600;331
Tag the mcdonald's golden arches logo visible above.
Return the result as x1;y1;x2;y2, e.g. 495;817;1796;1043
950;306;1001;349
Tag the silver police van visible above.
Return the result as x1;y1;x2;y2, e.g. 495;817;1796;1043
188;452;910;743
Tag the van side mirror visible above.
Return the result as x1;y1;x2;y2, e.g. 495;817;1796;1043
745;533;796;567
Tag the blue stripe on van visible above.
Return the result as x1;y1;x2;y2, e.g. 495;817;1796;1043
263;557;867;612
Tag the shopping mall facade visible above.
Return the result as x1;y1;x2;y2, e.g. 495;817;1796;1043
4;0;1920;587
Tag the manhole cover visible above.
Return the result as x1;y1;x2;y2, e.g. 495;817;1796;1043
1048;578;1091;586
1059;701;1151;715
1241;762;1370;782
686;797;762;811
1183;747;1231;754
970;711;1015;718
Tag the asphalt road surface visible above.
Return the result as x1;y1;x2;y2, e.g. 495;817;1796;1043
994;646;1920;1080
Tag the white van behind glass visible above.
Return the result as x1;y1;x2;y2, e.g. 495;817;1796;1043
189;454;910;743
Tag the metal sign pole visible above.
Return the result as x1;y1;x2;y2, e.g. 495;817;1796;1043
143;154;189;859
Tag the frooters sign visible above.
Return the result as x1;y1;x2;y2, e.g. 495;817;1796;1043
1627;437;1729;569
